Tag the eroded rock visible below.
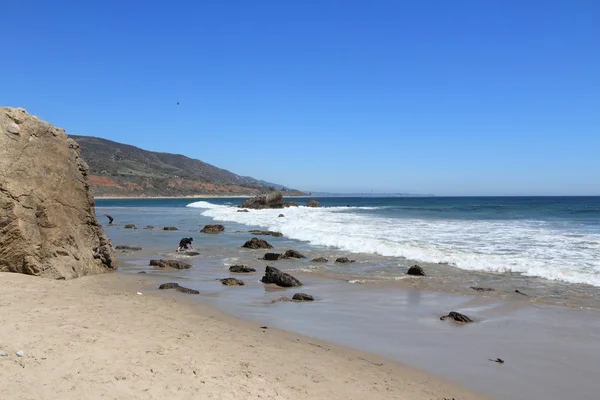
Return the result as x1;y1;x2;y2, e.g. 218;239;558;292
261;266;302;287
282;249;305;259
241;192;284;209
292;293;314;301
242;238;273;249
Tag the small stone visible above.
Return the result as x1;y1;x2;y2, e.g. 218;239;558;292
0;350;7;357
16;350;24;357
6;122;20;135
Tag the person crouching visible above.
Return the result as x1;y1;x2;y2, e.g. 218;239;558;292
177;237;194;252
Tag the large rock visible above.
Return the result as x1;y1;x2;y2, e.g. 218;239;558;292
201;224;225;234
282;249;306;259
149;259;192;269
0;107;116;279
407;265;425;276
241;192;284;209
261;266;302;287
242;238;273;249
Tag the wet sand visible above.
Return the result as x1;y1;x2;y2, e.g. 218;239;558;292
0;272;485;400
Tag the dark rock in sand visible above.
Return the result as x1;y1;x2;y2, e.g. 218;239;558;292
262;253;282;261
159;282;180;289
150;259;192;270
261;266;302;287
471;287;495;292
242;238;273;249
305;199;321;208
311;257;329;263
115;245;142;251
176;286;199;295
144;225;154;229
201;224;225;234
220;277;245;286
237;209;249;213
292;293;314;301
282;249;306;259
229;265;256;273
124;224;136;229
163;226;178;231
249;230;283;237
278;214;285;217
407;265;425;276
440;311;473;323
335;257;355;263
241;192;285;209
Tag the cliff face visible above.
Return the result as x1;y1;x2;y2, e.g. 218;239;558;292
70;135;305;197
0;108;116;279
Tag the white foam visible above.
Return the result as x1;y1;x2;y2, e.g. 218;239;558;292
186;202;600;286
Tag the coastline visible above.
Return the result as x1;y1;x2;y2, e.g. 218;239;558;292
94;195;311;199
0;272;486;400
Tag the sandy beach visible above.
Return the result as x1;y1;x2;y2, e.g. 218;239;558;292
0;272;485;400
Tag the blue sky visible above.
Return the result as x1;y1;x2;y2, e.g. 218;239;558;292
2;1;599;195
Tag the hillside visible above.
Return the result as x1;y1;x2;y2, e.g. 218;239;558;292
69;135;304;197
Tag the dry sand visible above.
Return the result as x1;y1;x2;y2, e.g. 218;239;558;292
0;272;486;400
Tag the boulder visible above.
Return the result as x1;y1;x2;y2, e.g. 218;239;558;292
0;107;116;279
248;230;283;237
241;192;285;209
335;257;355;263
163;226;178;231
176;286;200;295
149;259;192;269
115;245;142;251
311;257;329;263
159;282;180;289
282;249;306;259
292;293;314;301
242;238;273;249
124;224;136;229
305;199;321;208
261;266;302;287
440;311;473;323
144;225;154;229
220;277;245;286
407;265;425;276
237;209;249;213
262;253;282;261
201;224;225;234
229;265;256;273
278;214;285;217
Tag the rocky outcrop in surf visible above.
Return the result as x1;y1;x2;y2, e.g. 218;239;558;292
305;200;321;207
261;266;302;287
201;224;225;234
242;238;273;249
150;259;191;269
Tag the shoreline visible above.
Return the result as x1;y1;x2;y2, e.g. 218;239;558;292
0;272;486;400
95;195;311;199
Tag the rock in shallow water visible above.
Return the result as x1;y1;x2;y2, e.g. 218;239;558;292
115;245;142;251
335;257;355;263
220;277;245;286
229;265;256;273
124;224;136;229
262;253;282;261
406;265;425;276
159;282;180;289
261;266;302;287
150;259;191;269
242;238;273;249
292;293;314;301
282;249;306;259
249;230;283;237
440;311;473;323
201;224;225;234
311;257;329;263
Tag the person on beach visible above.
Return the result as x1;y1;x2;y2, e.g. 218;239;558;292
176;237;194;252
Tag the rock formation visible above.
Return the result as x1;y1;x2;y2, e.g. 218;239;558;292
149;259;191;269
0;107;116;279
311;257;329;263
282;249;306;259
229;265;256;273
241;238;273;249
241;192;285;209
407;265;425;276
201;224;225;234
261;266;302;287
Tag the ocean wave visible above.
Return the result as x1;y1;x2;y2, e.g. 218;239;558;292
186;201;600;287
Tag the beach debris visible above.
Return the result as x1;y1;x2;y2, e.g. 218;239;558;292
292;293;314;301
219;277;245;286
16;350;24;357
201;224;225;234
0;350;7;357
305;199;321;208
105;214;114;224
150;259;192;269
282;249;306;259
271;297;292;303
440;311;473;323
115;245;143;251
261;266;303;287
237;209;249;212
471;287;495;292
278;214;285;217
406;265;425;276
163;226;178;230
311;257;329;263
262;253;282;261
183;251;200;256
242;238;273;249
229;265;256;273
176;287;200;295
137;292;143;295
515;289;529;296
489;358;505;364
242;192;285;209
248;230;283;237
260;326;268;329
335;257;355;263
159;283;180;289
144;225;154;229
124;224;136;229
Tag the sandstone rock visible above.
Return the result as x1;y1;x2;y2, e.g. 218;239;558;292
335;257;355;263
241;192;284;209
163;226;178;231
305;200;321;208
407;265;425;276
311;257;329;263
282;249;306;259
124;224;136;229
220;277;245;286
278;214;285;217
0;107;116;279
0;350;7;357
292;293;314;301
229;265;256;273
237;209;249;213
201;224;225;234
115;245;142;251
159;282;180;289
262;253;282;261
150;259;191;269
248;230;283;237
261;266;302;287
242;238;273;249
440;311;473;323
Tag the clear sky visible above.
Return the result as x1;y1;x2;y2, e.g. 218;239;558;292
2;1;599;195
